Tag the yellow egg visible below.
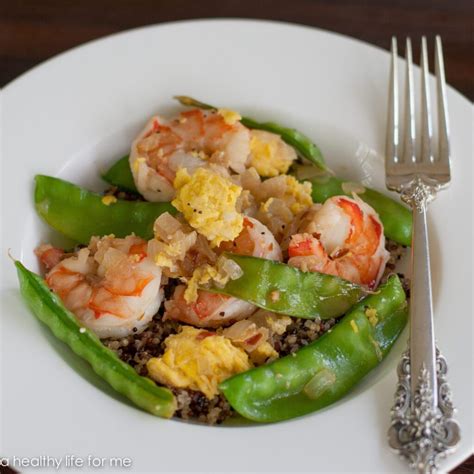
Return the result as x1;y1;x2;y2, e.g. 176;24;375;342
217;108;241;125
259;175;312;217
183;264;216;303
350;319;359;333
365;307;379;326
153;239;190;270
101;195;117;206
249;130;297;177
250;342;278;365
154;253;174;268
146;326;251;399
172;168;244;247
251;174;313;241
183;256;238;303
133;156;147;173
284;175;313;214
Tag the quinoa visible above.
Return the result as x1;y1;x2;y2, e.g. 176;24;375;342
381;239;410;296
272;317;337;356
173;389;233;425
105;313;234;424
384;239;405;274
103;313;180;376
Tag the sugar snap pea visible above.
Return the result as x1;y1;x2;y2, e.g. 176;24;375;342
207;253;363;319
219;275;407;422
174;95;327;170
102;155;139;193
35;175;176;244
15;261;177;418
307;175;412;246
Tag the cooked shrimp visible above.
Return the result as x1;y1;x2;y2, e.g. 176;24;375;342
130;109;250;201
164;217;282;327
288;196;389;289
164;288;256;329
36;244;65;271
219;216;282;261
36;235;163;339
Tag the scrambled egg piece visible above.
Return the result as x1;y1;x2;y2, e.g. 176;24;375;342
249;130;296;177
217;108;241;125
184;265;225;303
155;252;177;269
249;342;278;365
350;319;359;333
101;195;117;206
183;256;242;303
282;175;313;214
365;307;379;326
133;156;147;173
190;150;209;160
146;326;251;399
172;168;244;247
260;175;313;216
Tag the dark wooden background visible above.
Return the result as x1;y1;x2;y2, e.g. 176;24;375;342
1;0;473;100
0;0;472;472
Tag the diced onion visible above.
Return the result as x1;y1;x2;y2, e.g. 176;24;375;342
220;257;243;281
341;181;366;195
293;164;328;180
303;368;337;400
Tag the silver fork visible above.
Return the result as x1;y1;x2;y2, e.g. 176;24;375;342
385;36;460;473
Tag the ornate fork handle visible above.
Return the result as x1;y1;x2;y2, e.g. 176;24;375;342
387;178;460;473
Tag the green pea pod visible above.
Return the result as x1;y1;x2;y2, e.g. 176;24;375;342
306;175;412;246
35;175;176;244
102;155;139;193
208;254;363;319
219;275;407;422
174;95;327;170
15;261;176;418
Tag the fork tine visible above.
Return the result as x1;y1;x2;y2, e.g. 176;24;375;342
420;37;433;163
386;37;400;167
435;36;451;167
403;38;416;164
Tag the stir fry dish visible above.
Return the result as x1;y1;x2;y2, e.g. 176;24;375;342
15;96;411;424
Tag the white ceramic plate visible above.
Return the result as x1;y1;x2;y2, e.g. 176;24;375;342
1;19;472;473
